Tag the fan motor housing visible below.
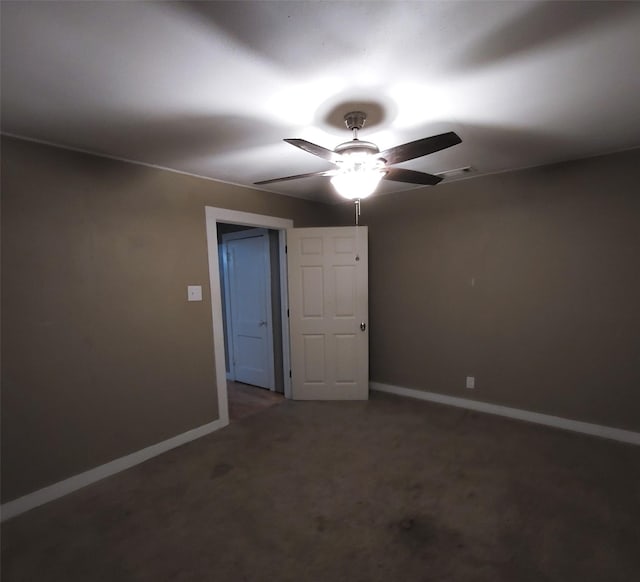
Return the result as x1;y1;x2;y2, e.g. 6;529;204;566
334;140;380;156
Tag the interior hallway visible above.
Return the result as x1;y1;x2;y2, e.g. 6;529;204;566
227;380;285;421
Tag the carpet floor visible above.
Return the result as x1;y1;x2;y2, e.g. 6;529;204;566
2;391;639;581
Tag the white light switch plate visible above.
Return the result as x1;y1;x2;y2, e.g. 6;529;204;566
466;376;475;389
187;285;202;302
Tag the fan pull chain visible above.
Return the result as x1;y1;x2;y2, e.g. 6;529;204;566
354;199;361;225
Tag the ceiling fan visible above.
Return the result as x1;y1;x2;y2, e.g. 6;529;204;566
255;111;462;200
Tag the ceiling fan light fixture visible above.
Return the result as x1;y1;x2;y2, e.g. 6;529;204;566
255;111;462;198
330;152;386;200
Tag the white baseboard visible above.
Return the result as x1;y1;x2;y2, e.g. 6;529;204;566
5;385;637;522
1;417;228;522
370;382;640;446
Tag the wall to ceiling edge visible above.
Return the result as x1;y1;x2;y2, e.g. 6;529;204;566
0;135;335;503
333;148;640;433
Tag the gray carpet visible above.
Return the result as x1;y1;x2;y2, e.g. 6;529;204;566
2;391;639;581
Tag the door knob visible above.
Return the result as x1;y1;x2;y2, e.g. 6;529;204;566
259;320;267;327
360;322;367;332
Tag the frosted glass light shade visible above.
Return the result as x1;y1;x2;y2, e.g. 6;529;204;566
330;170;384;200
330;152;385;200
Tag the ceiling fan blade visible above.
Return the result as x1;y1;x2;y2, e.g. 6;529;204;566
284;139;342;163
383;167;443;186
254;169;337;185
378;132;462;165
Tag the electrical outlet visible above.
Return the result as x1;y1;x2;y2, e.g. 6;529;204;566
466;376;475;389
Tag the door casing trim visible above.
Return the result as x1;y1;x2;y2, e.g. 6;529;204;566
205;207;294;415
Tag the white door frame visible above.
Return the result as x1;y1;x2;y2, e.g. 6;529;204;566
205;207;294;424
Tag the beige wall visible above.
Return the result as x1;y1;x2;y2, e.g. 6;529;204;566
334;149;640;432
1;136;333;502
3;135;639;503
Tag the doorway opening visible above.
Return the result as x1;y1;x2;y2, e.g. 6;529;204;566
205;208;294;427
217;224;284;421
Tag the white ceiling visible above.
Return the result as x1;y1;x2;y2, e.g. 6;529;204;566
2;1;640;204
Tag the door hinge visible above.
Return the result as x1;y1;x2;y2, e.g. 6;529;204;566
285;245;287;254
287;308;289;317
289;370;292;378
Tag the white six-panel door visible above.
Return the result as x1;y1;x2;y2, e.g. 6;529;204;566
287;226;368;400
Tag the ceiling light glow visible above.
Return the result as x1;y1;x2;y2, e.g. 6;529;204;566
330;152;385;200
267;77;346;125
387;83;452;128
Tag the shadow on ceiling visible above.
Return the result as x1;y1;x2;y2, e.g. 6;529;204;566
457;121;579;166
8;112;284;168
168;1;379;72
452;1;640;73
316;97;396;133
